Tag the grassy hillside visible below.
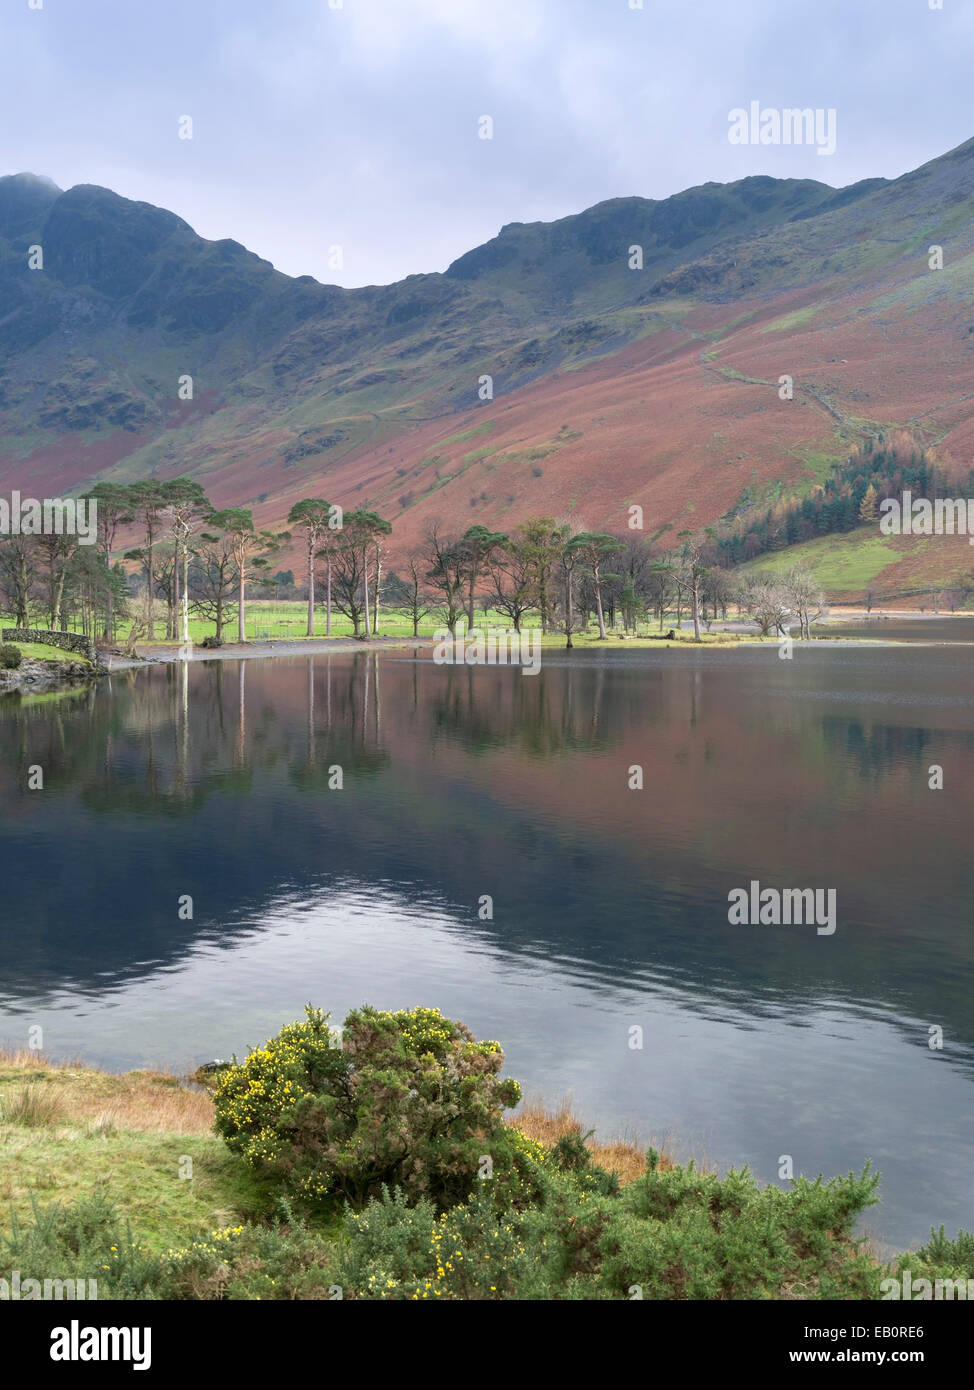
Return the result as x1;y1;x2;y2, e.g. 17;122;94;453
746;527;974;604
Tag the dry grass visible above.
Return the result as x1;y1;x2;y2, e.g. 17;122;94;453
0;1055;677;1170
511;1098;675;1185
2;1083;68;1127
0;1050;214;1135
0;1047;68;1069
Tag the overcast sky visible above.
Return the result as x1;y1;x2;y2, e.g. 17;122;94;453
3;0;972;287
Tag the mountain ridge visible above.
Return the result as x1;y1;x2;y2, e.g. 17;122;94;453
3;137;974;597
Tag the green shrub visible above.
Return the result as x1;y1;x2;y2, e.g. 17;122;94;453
0;1192;164;1300
914;1224;974;1273
158;1208;341;1300
339;1185;536;1300
0;1191;341;1301
0;643;22;670
213;1005;523;1209
332;1156;886;1300
527;1158;884;1300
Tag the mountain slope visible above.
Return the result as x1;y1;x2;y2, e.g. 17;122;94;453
3;139;974;589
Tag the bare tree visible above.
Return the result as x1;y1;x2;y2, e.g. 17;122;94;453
488;537;536;632
785;565;827;639
190;530;237;642
423;522;466;633
645;562;675;631
207;509;280;643
742;576;792;636
400;556;433;637
677;530;708;641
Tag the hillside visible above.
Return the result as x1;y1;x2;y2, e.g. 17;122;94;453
4;140;974;590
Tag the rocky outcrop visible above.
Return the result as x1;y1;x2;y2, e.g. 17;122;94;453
0;657;102;694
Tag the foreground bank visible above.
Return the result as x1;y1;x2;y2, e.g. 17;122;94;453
2;1007;971;1301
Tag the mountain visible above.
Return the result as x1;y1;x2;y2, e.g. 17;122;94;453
4;139;974;596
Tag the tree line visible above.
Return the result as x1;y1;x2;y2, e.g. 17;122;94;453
0;476;829;647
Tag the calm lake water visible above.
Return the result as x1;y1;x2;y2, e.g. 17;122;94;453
2;644;973;1251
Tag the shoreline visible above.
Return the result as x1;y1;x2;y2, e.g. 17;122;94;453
127;635;432;666
0;654;106;695
9;607;974;685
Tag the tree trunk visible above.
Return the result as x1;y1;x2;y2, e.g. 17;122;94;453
363;551;371;638
374;551;382;636
103;557;113;641
306;533;316;638
237;545;246;642
181;546;191;645
173;534;181;642
52;563;67;631
16;548;29;626
326;552;332;637
467;562;477;631
145;523;156;640
594;563;607;639
692;576;701;641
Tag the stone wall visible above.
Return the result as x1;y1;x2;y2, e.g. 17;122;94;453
2;628;96;662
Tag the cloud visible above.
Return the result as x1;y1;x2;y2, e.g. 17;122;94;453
0;0;970;285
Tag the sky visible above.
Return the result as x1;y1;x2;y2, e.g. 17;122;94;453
2;0;972;288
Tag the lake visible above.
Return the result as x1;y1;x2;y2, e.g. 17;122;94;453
1;642;972;1251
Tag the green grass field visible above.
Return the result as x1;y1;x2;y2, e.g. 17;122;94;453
3;642;94;665
744;530;900;590
4;603;774;650
0;1054;273;1252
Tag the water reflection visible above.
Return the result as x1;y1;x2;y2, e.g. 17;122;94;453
1;645;973;1248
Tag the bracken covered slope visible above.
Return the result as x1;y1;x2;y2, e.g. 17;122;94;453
3;138;974;585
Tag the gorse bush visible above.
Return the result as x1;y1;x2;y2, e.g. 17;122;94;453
339;1186;534;1300
0;1192;163;1301
213;1005;523;1209
914;1225;974;1276
0;643;22;669
335;1155;888;1300
7;1179;974;1301
536;1158;884;1300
